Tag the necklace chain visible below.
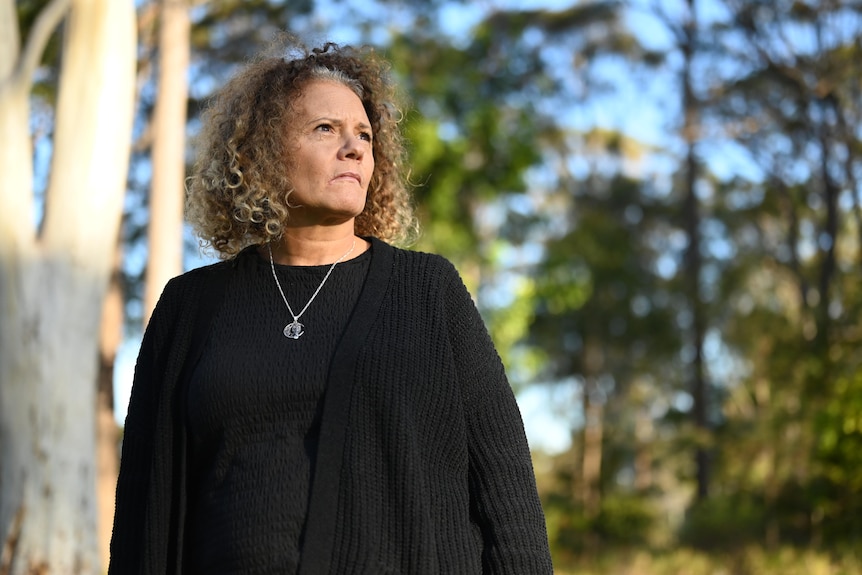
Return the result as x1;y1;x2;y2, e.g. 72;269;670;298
267;239;356;339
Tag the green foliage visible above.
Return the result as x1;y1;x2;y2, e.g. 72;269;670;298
812;370;862;541
387;27;550;268
817;372;862;489
678;495;767;550
593;493;656;546
704;0;862;549
523;0;862;564
543;493;592;557
543;490;658;561
529;172;683;386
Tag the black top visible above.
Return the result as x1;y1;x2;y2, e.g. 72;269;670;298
109;238;553;575
185;248;370;574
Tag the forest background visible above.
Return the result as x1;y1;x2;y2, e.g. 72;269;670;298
2;0;861;574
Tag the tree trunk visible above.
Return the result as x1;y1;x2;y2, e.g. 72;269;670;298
681;0;710;501
144;0;190;323
0;0;136;573
755;367;780;548
579;338;604;518
634;407;653;493
581;385;604;518
814;95;838;352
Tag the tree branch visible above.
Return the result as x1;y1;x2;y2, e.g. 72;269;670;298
5;0;72;92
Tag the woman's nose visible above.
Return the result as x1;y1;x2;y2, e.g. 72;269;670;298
340;136;366;160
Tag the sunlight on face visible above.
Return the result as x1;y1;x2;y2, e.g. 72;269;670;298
285;80;375;229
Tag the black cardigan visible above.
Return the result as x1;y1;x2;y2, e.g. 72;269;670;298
109;238;553;574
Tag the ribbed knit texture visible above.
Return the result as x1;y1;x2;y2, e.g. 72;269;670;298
108;239;554;575
184;249;369;574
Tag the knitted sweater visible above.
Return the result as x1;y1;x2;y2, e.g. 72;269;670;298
109;238;553;574
185;247;370;573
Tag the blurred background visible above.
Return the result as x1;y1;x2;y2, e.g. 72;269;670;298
8;0;862;573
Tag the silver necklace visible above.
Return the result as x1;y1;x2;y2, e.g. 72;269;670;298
267;239;356;339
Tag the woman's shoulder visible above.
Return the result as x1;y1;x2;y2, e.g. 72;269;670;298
373;238;459;279
144;257;236;341
370;240;475;312
167;258;233;288
154;258;237;312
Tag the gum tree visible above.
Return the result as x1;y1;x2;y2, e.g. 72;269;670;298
0;0;136;572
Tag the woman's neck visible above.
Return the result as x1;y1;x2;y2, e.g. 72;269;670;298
266;229;366;266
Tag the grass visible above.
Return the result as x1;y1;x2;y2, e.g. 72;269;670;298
551;546;862;575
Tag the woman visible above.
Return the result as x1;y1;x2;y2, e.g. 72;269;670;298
109;40;553;575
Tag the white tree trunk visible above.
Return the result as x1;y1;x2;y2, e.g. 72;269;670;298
0;0;136;573
144;0;190;323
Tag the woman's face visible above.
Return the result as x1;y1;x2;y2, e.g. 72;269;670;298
283;80;375;229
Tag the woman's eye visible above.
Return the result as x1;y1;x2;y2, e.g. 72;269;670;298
360;131;372;142
316;124;333;133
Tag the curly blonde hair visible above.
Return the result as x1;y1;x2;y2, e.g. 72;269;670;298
186;40;416;257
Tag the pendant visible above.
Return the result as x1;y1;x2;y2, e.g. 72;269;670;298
283;320;305;339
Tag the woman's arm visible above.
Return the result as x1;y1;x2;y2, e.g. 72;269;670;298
442;264;554;574
107;274;188;574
